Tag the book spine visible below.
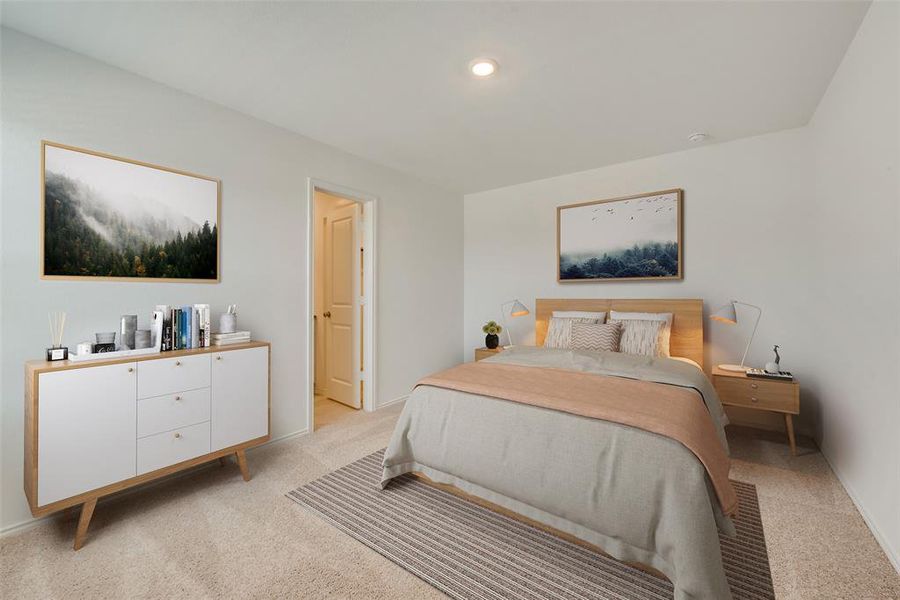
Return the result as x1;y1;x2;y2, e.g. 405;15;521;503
162;315;171;351
182;308;190;349
152;310;164;351
172;309;179;350
191;308;200;348
171;308;178;350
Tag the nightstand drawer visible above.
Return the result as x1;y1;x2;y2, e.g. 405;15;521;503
714;376;798;413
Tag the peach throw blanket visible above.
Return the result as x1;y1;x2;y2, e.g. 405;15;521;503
418;362;738;516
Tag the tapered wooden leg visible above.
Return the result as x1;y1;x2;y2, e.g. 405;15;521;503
784;413;797;456
235;450;251;481
73;498;97;551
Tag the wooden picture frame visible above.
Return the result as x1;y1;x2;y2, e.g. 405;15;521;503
41;141;221;283
557;189;683;283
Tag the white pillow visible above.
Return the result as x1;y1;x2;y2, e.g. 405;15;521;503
612;319;664;357
609;311;673;357
544;316;601;348
552;310;607;322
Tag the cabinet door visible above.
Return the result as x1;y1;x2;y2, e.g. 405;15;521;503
38;362;137;505
211;347;269;451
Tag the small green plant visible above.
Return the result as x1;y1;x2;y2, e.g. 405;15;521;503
482;320;503;335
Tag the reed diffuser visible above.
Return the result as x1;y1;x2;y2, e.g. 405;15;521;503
46;311;69;361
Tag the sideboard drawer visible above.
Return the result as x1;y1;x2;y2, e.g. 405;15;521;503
138;388;211;438
137;421;210;475
137;354;210;399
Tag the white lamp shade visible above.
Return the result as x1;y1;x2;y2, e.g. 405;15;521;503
710;302;737;324
509;300;529;317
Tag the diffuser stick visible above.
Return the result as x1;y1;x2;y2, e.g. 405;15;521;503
47;311;69;361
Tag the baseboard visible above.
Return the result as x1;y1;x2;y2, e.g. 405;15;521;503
819;447;900;574
0;427;311;538
376;394;408;410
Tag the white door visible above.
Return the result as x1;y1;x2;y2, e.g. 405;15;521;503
38;362;137;505
323;203;360;408
211;346;269;451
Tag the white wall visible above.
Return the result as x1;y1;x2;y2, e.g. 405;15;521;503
464;2;899;569
0;29;463;531
465;127;816;432
806;1;899;570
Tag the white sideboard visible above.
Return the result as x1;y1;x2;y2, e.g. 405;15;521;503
25;341;270;549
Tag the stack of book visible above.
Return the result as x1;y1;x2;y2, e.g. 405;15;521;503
154;304;211;351
211;331;251;346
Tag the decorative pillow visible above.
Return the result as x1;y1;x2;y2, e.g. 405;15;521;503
609;311;673;357
544;316;600;348
552;310;607;322
570;322;622;352
611;319;665;357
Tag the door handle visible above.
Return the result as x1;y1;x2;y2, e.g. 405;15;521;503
323;311;332;318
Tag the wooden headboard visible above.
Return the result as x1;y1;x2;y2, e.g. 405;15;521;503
535;298;704;367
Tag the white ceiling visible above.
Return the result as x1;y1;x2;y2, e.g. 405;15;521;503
1;2;869;193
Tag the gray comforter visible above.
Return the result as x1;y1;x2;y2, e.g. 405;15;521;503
381;347;736;600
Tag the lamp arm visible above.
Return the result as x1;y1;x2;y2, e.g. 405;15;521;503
735;302;762;368
500;300;513;347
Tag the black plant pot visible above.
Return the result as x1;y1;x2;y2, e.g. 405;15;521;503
485;333;500;349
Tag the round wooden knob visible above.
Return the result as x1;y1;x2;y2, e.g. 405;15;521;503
750;383;759;389
751;397;759;403
174;433;182;439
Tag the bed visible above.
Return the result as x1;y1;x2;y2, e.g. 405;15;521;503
381;299;736;600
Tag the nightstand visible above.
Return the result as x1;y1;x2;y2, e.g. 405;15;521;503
712;367;800;455
474;347;503;362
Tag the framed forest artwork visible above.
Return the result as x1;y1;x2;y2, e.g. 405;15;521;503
41;141;220;282
557;189;682;282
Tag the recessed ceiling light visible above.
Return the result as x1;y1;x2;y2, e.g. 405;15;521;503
470;58;498;78
688;132;710;143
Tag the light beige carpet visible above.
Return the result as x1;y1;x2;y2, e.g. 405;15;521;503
1;403;898;600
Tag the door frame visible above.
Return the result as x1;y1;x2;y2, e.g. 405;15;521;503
306;178;378;431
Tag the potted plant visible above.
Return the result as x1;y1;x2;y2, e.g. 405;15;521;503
482;321;503;349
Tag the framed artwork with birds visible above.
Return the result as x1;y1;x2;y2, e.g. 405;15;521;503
557;188;683;282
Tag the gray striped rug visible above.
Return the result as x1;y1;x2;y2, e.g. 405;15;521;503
287;450;774;600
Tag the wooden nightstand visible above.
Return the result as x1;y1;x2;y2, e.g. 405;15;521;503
712;367;800;455
474;347;503;362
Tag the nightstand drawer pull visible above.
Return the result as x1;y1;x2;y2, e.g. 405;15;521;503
750;383;758;389
751;396;759;403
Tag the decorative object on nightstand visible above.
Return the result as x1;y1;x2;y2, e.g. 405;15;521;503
712;366;800;455
710;300;762;372
499;299;530;347
474;347;504;362
765;344;781;374
482;320;503;349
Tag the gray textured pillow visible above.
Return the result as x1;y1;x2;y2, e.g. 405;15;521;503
543;316;600;349
610;318;665;357
570;322;622;352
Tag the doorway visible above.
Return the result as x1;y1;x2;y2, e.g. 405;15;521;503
308;179;377;432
